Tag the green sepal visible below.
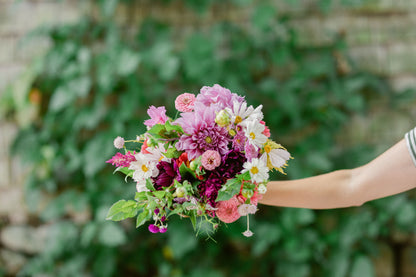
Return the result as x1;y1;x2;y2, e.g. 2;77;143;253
179;162;196;179
106;200;139;221
189;210;197;231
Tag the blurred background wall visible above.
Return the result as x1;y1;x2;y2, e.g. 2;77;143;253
0;0;416;276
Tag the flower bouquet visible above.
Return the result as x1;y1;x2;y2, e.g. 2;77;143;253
106;84;291;237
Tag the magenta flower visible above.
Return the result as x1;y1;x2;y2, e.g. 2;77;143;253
106;152;136;167
152;160;180;190
148;224;160;233
175;93;196;112
144;106;168;128
196;84;244;111
175;104;230;160
201;150;221;171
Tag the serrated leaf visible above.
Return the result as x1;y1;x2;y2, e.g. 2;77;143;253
146;179;155;191
165;147;181;158
216;178;242;202
147;124;165;137
165;120;183;133
136;209;150;228
106;200;138;221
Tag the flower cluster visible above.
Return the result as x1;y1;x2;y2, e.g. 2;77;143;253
106;84;291;237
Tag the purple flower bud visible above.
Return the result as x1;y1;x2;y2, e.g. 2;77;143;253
154;208;160;215
161;216;166;222
148;224;160;233
159;227;167;233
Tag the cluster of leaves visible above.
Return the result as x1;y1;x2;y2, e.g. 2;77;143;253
2;0;416;276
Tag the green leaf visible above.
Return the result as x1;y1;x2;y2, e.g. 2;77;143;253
216;178;242;202
147;124;166;138
350;256;375;277
165;147;181;158
189;211;197;231
153;191;166;199
98;222;127;247
106;200;138;221
165;120;183;133
179;162;196;180
136;209;150;228
117;48;141;76
146;179;155;191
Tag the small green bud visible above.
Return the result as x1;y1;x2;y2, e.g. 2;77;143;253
242;189;254;199
175;187;186;198
215;110;230;127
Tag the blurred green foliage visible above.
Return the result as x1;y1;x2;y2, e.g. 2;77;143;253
2;0;416;276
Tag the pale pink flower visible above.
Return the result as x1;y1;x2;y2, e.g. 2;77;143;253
175;93;196;112
201;150;221;171
237;204;257;216
113;136;125;149
216;196;241;223
144;106;168;128
242;230;254;237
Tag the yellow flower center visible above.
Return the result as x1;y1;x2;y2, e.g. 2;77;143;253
250;132;256;140
235;116;243;124
250;166;259;175
205;136;213;144
264;145;272;153
142;164;149;172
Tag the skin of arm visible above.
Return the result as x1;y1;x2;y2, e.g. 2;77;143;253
259;139;416;209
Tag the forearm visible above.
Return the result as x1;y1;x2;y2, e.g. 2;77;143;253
260;169;358;209
259;139;416;209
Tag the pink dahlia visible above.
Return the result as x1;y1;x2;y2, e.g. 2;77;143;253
144;106;168;128
175;104;230;160
175;93;196;112
216;196;241;223
196;84;244;111
201;150;221;171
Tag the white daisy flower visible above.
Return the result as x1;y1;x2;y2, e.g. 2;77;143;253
258;184;267;194
225;101;263;126
242;158;269;184
129;153;159;183
260;140;291;172
145;143;168;162
260;148;291;169
242;120;268;149
136;179;149;193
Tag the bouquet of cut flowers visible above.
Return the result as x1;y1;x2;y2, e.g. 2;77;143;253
106;84;291;237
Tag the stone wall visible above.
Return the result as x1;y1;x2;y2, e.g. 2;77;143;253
0;0;81;275
0;0;415;275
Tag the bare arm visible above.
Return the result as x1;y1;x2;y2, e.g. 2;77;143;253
260;139;416;209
